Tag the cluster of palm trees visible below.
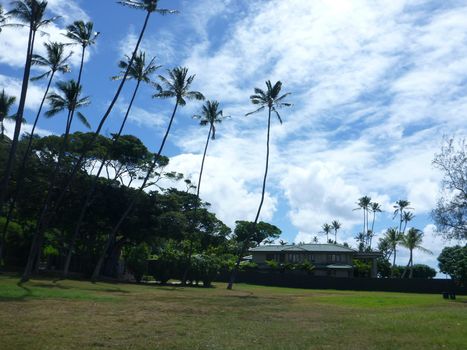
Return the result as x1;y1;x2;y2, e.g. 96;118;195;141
353;196;383;250
0;1;292;289
321;220;341;244
378;200;432;278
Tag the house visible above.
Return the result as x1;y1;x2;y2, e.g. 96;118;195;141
249;243;381;278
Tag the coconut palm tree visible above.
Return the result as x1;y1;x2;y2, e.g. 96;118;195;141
401;228;432;278
0;0;58;212
246;81;291;225
90;67;204;282
401;211;414;234
331;220;341;244
384;227;403;269
192;100;228;198
369;202;382;248
322;223;332;243
393;199;413;233
1;42;72;247
354;196;371;246
0;90;16;140
21;80;90;282
61;52;160;278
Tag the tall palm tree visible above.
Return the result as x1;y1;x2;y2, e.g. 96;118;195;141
354;196;371;246
62;52;160;278
1;42;72;247
322;223;332;243
0;0;58;211
0;90;16;139
227;81;291;291
369;202;382;248
384;227;403;269
90;66;204;282
21;80;91;282
401;228;432;278
393;199;413;233
246;81;291;225
192;100;228;198
331;220;341;243
22;3;179;276
401;211;414;234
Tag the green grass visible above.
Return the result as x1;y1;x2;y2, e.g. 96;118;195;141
0;275;465;350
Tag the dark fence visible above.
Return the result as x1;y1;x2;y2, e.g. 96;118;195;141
217;270;467;295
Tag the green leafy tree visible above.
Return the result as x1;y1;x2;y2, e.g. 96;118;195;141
0;0;58;211
401;228;432;279
123;243;149;282
0;90;16;139
91;67;204;282
432;138;466;240
227;220;281;290
438;245;467;283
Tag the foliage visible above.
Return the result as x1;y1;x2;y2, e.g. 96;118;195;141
432;137;467;240
438;245;467;282
123;243;149;282
353;258;371;277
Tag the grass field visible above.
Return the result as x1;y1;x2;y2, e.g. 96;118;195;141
0;275;465;350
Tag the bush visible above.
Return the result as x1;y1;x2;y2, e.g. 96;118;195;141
438;245;467;283
124;243;149;282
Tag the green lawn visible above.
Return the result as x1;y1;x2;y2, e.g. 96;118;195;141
0;275;465;350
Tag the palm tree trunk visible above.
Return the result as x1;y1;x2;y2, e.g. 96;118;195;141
196;125;212;198
401;249;412;279
62;80;141;278
0;71;56;260
0;27;35;214
91;101;179;282
228;107;272;290
35;10;153;244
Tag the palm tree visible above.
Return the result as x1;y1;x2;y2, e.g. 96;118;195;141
192;100;228;198
90;67;204;282
384;227;403;269
0;90;16;139
245;81;291;226
401;228;432;278
354;196;371;246
0;0;58;211
331;220;341;243
62;52;160;278
0;5;9;32
226;81;291;291
401;211;414;234
369;202;382;248
1;42;72;248
23;2;179;274
322;223;332;243
21;80;91;282
393;199;413;233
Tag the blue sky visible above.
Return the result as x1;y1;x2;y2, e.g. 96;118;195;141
1;0;466;275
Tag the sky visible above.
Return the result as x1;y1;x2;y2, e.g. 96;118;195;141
0;0;466;276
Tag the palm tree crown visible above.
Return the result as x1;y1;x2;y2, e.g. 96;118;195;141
246;80;292;122
118;0;178;14
401;228;431;254
31;42;72;81
153;67;205;105
322;223;332;241
0;90;17;138
193;100;228;140
65;21;99;48
46;80;90;128
393;199;412;219
112;51;160;83
8;0;57;31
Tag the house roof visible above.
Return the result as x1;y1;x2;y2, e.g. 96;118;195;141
249;243;357;253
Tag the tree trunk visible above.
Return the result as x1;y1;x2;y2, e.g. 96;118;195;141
227;242;247;290
62;80;141;278
91;101;179;282
0;27;35;214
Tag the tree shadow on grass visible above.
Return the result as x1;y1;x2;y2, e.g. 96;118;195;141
0;282;32;302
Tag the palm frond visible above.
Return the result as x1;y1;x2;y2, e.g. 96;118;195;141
76;111;91;129
245;105;265;116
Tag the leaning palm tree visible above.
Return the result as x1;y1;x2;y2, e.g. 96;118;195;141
227;81;291;290
61;52;160;278
1;42;72;244
0;0;58;213
0;90;16;140
401;210;414;234
331;220;341;244
90;66;204;282
21;80;91;282
384;227;403;269
354;196;372;246
401;228;432;278
20;3;179;280
192;100;228;198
